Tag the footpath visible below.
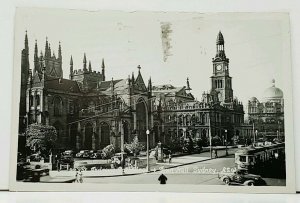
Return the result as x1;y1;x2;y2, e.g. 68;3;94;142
41;148;236;182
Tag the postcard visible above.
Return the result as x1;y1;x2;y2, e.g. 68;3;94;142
9;8;295;193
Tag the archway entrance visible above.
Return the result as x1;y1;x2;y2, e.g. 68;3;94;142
84;123;93;149
123;121;129;144
136;98;147;142
100;122;110;148
53;121;64;149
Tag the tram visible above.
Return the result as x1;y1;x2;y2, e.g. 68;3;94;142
235;143;285;171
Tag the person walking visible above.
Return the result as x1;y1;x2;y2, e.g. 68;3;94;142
158;173;168;184
168;153;172;164
75;170;80;183
78;169;83;183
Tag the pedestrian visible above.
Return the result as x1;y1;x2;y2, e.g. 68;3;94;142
214;149;218;158
79;169;83;183
168;153;172;164
158;173;168;184
57;159;60;171
75;169;80;183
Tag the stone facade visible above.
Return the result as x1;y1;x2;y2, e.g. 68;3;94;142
247;79;284;141
18;31;253;152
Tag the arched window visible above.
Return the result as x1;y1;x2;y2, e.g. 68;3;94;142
36;94;40;106
53;97;63;116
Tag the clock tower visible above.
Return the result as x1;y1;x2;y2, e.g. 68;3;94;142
211;31;233;103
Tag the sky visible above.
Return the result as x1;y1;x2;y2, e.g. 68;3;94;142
14;8;291;107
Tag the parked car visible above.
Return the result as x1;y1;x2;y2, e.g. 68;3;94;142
60;155;74;164
63;150;74;156
111;152;127;168
28;153;42;162
218;169;266;186
90;150;103;159
76;150;89;158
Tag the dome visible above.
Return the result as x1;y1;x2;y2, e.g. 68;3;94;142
216;31;224;45
249;97;258;102
263;79;283;101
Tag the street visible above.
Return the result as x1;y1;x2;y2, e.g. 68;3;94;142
82;149;286;186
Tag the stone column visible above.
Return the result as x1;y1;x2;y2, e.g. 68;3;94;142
92;122;96;150
98;124;102;148
76;122;81;150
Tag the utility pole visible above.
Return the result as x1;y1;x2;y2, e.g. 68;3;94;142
225;129;228;156
146;129;150;172
208;112;212;158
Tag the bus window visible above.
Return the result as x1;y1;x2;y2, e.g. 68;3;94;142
249;156;255;165
239;156;246;162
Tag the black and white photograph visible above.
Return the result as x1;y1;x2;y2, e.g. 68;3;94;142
9;8;295;193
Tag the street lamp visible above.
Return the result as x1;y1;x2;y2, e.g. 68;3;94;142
224;129;228;156
146;129;150;172
255;130;258;145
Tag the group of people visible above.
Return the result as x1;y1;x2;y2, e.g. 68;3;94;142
75;169;83;183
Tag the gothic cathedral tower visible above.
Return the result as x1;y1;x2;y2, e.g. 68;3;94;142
211;31;233;103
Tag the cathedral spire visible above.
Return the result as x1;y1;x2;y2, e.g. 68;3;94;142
101;58;105;81
131;72;135;84
58;41;62;60
88;61;92;72
45;37;49;57
34;40;38;59
34;40;39;73
24;30;29;52
70;55;74;80
148;77;152;92
83;53;87;71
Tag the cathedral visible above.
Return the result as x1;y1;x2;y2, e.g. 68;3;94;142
18;31;253;152
19;32;154;151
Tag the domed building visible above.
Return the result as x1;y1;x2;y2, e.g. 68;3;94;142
247;79;284;141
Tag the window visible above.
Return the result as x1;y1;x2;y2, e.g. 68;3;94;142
69;100;74;114
36;94;40;106
53;97;63;116
239;155;246;162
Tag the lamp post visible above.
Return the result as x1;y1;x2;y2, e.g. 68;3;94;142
225;129;228;156
255;130;258;146
146;129;150;172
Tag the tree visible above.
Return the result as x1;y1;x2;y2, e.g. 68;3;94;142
124;136;145;157
26;123;57;155
169;134;183;152
101;144;115;159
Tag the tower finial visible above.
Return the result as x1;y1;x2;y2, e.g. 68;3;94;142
83;53;87;71
88;60;92;72
58;41;62;59
137;65;141;72
70;55;73;65
131;72;135;83
24;30;29;51
186;77;191;90
101;58;105;81
272;79;275;87
70;55;74;80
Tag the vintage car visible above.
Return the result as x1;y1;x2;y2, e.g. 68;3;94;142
90;150;103;159
75;150;89;158
218;169;266;186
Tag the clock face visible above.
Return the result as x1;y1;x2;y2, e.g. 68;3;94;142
216;65;222;71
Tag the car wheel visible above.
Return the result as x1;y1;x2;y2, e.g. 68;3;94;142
223;178;230;185
248;182;255;186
